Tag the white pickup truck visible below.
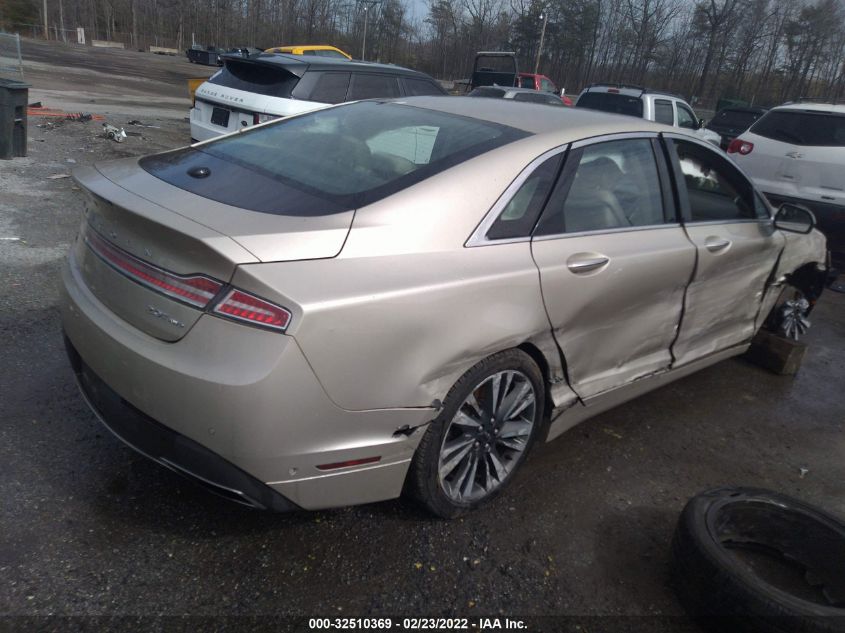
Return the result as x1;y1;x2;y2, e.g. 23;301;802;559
575;84;722;146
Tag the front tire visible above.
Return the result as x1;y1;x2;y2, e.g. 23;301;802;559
408;349;545;518
766;286;811;340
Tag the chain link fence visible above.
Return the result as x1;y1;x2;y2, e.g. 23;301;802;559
0;32;25;81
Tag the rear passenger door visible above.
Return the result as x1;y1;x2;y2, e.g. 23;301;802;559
665;135;783;365
529;134;697;399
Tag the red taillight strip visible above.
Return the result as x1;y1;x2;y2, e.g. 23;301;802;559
212;289;292;331
84;229;222;308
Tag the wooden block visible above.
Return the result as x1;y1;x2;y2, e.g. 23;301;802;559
745;329;807;375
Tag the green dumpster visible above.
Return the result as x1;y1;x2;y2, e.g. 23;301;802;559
0;78;30;159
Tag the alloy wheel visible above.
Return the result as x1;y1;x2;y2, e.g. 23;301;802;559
437;370;537;503
778;296;811;340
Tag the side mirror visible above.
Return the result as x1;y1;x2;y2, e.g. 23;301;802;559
698;118;706;129
774;203;816;234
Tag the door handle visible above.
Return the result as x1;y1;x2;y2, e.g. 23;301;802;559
704;237;731;253
566;254;610;273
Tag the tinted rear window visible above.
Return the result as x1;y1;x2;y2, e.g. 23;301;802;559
512;92;563;106
141;101;528;215
403;77;446;96
348;74;400;100
750;110;845;146
713;109;763;128
576;92;643;118
208;60;300;98
468;87;507;98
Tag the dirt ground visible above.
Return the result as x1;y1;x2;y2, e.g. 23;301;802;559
1;38;844;632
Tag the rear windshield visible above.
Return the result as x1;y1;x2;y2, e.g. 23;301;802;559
207;60;300;98
750;110;845;146
141;101;528;216
712;109;763;128
468;87;507;98
576;91;643;118
512;92;563;106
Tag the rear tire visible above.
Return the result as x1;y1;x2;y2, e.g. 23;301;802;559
408;349;545;518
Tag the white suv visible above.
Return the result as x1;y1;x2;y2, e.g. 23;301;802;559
190;54;446;142
575;84;722;146
728;102;845;268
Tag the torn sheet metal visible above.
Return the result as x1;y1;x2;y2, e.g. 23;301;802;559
531;227;696;399
672;222;783;367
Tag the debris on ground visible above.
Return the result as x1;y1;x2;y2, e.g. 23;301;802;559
102;123;127;142
127;119;161;128
799;466;809;479
47;174;71;180
27;105;103;121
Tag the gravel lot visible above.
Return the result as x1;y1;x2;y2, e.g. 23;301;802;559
1;38;844;633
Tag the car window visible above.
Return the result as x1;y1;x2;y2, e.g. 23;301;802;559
348;74;401;100
671;139;766;221
486;154;562;240
575;92;644;118
306;72;351;104
535;138;666;235
750;110;845;147
141;101;529;216
540;78;555;92
655;99;674;125
468;86;506;98
512;92;564;107
677;104;697;129
711;109;763;128
366;126;439;164
207;61;300;98
403;77;445;96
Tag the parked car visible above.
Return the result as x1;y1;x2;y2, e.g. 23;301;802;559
470;51;519;90
727;102;845;269
468;85;565;107
706;105;767;149
518;73;573;106
264;45;351;60
190;54;446;141
62;98;827;517
575;84;722;146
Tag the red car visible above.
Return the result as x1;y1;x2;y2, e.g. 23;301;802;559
517;73;573;106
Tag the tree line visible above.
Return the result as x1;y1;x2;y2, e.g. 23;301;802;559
2;0;844;108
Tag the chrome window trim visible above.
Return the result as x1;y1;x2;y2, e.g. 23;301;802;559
570;130;659;150
466;132;661;248
533;222;682;242
663;131;775;223
465;145;568;247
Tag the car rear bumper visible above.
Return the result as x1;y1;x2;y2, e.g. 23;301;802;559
763;191;845;269
65;335;301;511
60;249;433;510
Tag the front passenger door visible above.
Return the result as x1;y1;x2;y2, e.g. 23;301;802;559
666;136;784;365
530;135;697;399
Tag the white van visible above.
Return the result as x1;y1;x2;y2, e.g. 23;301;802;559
190;54;447;142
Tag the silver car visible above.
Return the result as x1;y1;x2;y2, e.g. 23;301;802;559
61;97;828;517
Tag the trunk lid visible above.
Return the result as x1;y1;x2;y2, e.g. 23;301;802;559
73;158;353;341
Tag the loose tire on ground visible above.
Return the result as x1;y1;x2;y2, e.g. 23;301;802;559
408;349;545;518
670;487;845;633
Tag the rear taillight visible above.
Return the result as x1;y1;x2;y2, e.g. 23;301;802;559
212;289;292;331
85;229;222;308
727;139;754;155
86;228;292;332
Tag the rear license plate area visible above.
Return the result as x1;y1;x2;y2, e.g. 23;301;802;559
211;107;230;127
